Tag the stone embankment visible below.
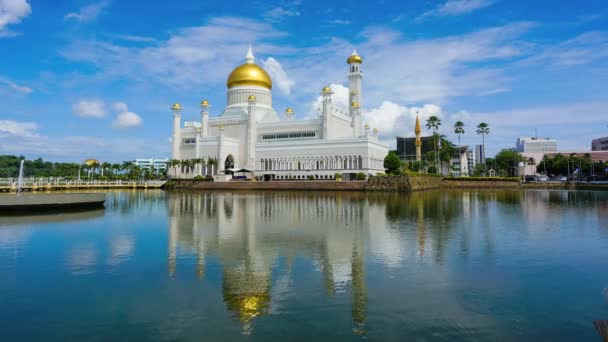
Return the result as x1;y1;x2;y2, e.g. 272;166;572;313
365;175;443;191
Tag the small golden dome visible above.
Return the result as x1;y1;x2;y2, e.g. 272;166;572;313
322;86;332;93
227;63;272;90
200;99;209;106
219;125;224;130
248;95;256;101
171;103;182;110
351;101;360;108
347;51;363;64
364;123;370;129
285;107;294;113
373;128;378;132
84;159;98;166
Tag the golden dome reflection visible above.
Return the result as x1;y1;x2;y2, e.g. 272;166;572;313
227;63;272;90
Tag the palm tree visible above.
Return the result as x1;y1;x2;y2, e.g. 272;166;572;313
191;158;203;177
454;121;465;153
208;158;218;176
168;159;180;178
101;162;111;177
122;161;134;177
90;161;100;178
526;157;535;177
476;122;490;175
426;116;442;173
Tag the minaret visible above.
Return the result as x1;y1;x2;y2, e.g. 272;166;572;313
200;99;209;138
284;107;294;121
171;103;182;161
321;86;333;140
351;101;361;137
347;50;363;115
247;95;257;169
415;114;422;162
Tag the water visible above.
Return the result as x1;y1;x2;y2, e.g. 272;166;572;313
0;189;607;341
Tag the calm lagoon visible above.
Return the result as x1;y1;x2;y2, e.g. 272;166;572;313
1;189;607;341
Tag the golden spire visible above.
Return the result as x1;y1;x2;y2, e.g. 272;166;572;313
415;115;421;135
200;99;209;107
347;50;363;64
322;86;332;93
171;103;182;110
351;101;360;108
248;95;256;101
285;107;294;113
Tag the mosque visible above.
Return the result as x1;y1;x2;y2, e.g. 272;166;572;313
170;47;389;180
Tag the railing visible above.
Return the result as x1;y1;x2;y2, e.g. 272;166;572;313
0;177;166;188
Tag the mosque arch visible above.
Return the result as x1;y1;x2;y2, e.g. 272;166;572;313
224;154;235;170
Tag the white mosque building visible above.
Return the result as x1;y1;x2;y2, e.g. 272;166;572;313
170;47;388;180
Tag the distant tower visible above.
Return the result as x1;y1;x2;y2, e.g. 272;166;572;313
171;103;182;160
347;50;363;115
284;107;294;121
321;86;333;140
415;114;422;162
200;99;209;138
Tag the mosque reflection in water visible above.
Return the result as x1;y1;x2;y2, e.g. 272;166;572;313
162;189;608;334
166;192;381;333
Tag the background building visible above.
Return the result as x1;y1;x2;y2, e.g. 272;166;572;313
516;137;557;153
475;144;485;165
396;136;434;161
134;158;169;172
592;136;608;151
466;149;477;175
451;146;469;176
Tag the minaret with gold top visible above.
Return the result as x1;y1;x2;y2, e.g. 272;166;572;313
415;114;422;162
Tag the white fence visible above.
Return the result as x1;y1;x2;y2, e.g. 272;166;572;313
0;177;166;188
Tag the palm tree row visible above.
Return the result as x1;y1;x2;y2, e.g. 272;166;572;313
168;157;219;178
424;116;491;175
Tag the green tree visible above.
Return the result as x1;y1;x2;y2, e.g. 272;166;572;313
426;116;442;172
476;122;490;175
383;152;401;175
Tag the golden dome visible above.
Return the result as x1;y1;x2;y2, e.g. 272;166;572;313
322;86;332;93
351;101;360;108
200;99;209;106
171;103;182;110
84;159;98;166
285;107;294;113
364;123;370;129
227;63;272;90
347;51;363;64
373;128;378;132
248;95;256;101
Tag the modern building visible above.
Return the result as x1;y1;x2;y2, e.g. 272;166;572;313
516;137;557;153
451;146;470;176
134;158;169;172
395;136;434;161
466;149;477;175
170;47;388;180
592;136;608;151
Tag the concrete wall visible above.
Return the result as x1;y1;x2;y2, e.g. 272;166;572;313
166;180;367;191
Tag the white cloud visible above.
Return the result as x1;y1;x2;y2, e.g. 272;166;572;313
0;0;31;37
417;0;495;21
262;57;295;95
522;31;608;66
0;76;32;93
64;0;109;22
264;1;301;22
112;102;142;128
72;99;107;118
0;119;38;138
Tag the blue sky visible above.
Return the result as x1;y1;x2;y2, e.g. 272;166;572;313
1;0;607;162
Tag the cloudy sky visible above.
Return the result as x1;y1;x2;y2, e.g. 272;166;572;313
1;0;607;161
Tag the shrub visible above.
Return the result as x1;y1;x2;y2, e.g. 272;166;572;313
334;173;342;180
356;172;366;180
427;165;438;174
194;175;205;180
383;152;401;174
443;176;519;182
307;175;315;180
